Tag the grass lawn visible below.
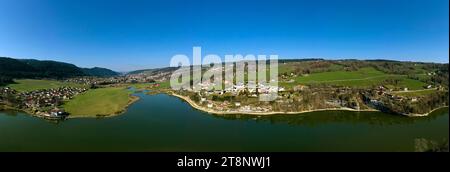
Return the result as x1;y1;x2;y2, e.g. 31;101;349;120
281;67;428;90
129;81;171;90
295;67;386;83
397;78;428;90
278;62;344;74
7;79;85;92
63;87;136;117
393;89;442;97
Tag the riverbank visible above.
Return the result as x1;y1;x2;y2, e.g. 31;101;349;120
168;92;448;117
168;92;382;116
1;94;140;120
0;105;63;120
1;99;448;152
402;106;450;117
0;105;22;112
0;88;448;119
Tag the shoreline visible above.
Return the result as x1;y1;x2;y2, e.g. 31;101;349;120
169;92;380;116
2;91;448;119
402;106;450;117
1;94;141;120
168;92;448;117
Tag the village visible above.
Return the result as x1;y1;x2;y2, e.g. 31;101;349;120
1;71;446;119
1;61;448;119
0;86;87;119
169;76;446;116
65;70;171;86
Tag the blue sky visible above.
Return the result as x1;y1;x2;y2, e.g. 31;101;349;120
0;0;448;71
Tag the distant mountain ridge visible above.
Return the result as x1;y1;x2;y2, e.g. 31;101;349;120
125;58;343;75
0;57;119;84
20;59;86;78
81;67;119;77
127;67;179;75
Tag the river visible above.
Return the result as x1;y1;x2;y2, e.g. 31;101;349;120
0;91;448;151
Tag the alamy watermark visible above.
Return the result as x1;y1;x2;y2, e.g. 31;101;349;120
169;47;279;101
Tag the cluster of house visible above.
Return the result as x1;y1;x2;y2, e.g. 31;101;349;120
381;92;418;102
0;87;17;96
237;105;272;113
198;97;272;113
1;86;87;118
125;75;157;83
280;72;297;80
66;73;171;86
65;77;127;85
367;85;438;106
18;87;87;117
127;71;172;83
0;87;18;106
194;81;285;96
200;99;231;111
190;81;283;112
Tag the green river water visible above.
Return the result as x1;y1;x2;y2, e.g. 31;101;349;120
0;91;448;151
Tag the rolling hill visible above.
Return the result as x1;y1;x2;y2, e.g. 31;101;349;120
0;57;119;84
127;66;179;75
82;67;119;77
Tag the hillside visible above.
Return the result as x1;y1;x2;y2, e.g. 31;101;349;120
0;57;118;85
279;60;449;89
20;59;86;78
82;67;119;77
0;57;37;85
162;59;448;116
127;66;179;75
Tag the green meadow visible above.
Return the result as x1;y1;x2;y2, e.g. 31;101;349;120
281;67;428;90
295;67;386;82
169;66;429;90
393;89;442;97
129;81;171;90
63;87;136;117
6;79;85;92
278;62;344;74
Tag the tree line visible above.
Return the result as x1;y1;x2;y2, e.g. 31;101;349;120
0;57;119;85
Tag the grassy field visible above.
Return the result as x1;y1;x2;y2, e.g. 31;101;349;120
295;67;385;82
129;81;171;90
278;62;344;74
7;79;85;92
280;67;428;90
162;66;428;90
393;89;442;97
395;78;428;90
63;87;136;117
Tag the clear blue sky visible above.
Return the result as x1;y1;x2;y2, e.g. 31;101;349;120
0;0;448;71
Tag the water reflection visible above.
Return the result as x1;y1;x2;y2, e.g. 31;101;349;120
0;91;448;152
210;107;449;126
